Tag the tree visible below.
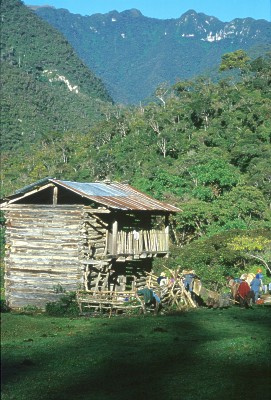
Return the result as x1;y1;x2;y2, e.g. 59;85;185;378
229;233;271;274
176;230;248;290
154;82;170;108
219;50;251;74
175;200;214;243
189;158;241;198
215;185;268;223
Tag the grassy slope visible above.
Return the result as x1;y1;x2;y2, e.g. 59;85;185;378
1;308;271;400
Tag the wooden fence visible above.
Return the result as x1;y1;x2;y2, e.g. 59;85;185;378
108;229;168;256
76;290;145;315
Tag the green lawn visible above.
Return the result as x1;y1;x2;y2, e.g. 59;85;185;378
1;307;271;400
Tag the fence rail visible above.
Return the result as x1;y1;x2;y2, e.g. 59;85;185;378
76;290;145;314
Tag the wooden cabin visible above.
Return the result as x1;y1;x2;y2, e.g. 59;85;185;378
1;178;180;309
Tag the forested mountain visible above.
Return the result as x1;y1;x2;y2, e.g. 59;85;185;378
1;1;271;286
2;51;271;284
33;6;271;104
1;0;113;150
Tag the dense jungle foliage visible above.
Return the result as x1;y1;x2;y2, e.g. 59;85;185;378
2;50;271;288
1;0;113;150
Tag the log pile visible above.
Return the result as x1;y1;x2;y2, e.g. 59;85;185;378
144;268;231;309
144;268;197;310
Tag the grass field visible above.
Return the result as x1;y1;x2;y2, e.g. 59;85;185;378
1;307;271;400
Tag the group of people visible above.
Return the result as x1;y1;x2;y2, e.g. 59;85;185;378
137;268;268;312
235;270;264;307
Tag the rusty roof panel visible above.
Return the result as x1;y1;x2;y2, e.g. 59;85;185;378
55;180;180;212
52;180;180;212
2;179;180;212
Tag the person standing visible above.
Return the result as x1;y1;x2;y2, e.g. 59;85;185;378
237;278;251;308
183;271;196;293
257;269;264;281
157;272;167;286
250;274;262;304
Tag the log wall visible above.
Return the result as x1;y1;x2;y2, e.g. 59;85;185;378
3;203;165;308
4;204;85;308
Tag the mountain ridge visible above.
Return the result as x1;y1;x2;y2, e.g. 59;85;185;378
33;6;271;104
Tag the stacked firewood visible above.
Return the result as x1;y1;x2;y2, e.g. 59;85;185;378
144;268;197;310
144;267;233;309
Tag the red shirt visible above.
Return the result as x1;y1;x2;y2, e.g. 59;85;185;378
238;281;250;298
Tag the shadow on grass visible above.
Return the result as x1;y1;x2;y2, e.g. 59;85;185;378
1;308;271;400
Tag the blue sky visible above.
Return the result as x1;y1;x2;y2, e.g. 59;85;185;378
24;0;270;22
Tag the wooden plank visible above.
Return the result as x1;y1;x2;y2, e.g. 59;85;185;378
6;283;81;292
53;186;58;205
8;236;79;243
8;235;82;242
83;207;110;214
5;216;81;223
11;244;78;251
165;214;169;252
4;204;83;209
4;210;82;217
6;275;81;283
7;267;80;274
7;226;80;233
3;210;83;219
7;260;79;267
111;220;118;255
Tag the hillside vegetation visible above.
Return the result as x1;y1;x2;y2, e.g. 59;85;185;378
1;0;113;150
2;50;271;286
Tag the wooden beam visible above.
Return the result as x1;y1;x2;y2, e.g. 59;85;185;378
165;214;169;252
84;207;110;214
111;220;118;255
53;186;58;205
1;205;110;213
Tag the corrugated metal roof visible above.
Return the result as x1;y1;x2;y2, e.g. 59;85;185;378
56;180;129;197
3;178;180;212
52;179;180;212
14;177;52;195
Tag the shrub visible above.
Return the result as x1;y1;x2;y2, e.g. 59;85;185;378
21;305;42;314
0;299;10;313
45;292;79;317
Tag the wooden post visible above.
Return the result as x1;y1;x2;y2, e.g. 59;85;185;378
104;230;109;255
53;186;58;205
165;214;169;252
111;220;118;255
